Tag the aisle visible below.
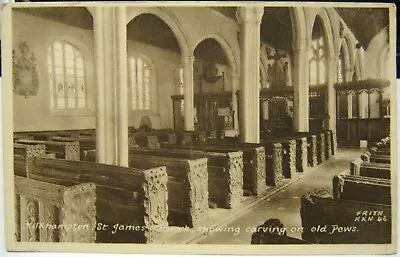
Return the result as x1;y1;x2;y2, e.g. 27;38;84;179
195;148;364;244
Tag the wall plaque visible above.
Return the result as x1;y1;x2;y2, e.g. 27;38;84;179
13;41;39;98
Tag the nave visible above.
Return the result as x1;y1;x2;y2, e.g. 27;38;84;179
6;3;393;246
196;148;364;244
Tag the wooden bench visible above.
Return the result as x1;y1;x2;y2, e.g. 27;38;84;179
50;136;96;160
289;132;318;167
369;146;390;155
129;130;177;144
14;176;96;242
261;138;296;179
126;147;244;209
14;143;47;177
333;174;391;205
187;138;282;187
126;153;209;227
16;139;80;161
361;152;390;164
130;135;159;149
82;149;209;227
315;132;326;163
162;142;263;196
28;156;168;243
261;133;308;173
323;130;332;159
300;193;391;244
351;159;390;179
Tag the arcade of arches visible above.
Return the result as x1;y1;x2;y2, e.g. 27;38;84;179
9;5;393;244
12;6;392;162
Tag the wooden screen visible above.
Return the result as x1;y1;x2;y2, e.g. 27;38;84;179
171;92;233;133
335;79;390;146
259;88;294;133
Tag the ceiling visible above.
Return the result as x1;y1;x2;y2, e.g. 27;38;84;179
15;7;93;30
261;8;293;53
212;7;390;50
16;6;390;51
335;8;389;49
127;14;180;53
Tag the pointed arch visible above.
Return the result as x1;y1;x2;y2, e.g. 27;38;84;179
309;8;335;59
126;7;190;59
192;34;238;74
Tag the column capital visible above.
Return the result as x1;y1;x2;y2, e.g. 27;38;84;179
182;54;195;64
236;6;264;25
292;39;311;52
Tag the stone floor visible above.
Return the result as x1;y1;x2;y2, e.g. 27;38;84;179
193;147;364;244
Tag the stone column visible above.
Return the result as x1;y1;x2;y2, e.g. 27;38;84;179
345;67;353;82
93;6;128;166
236;6;264;143
293;39;310;132
183;54;195;131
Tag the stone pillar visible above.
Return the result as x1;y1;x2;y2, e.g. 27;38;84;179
236;6;264;143
345;67;353;82
231;73;240;131
183;55;195;131
93;6;128;166
293;39;310;132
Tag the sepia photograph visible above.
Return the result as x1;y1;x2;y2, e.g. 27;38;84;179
1;1;397;255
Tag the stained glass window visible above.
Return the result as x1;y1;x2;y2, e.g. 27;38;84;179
48;41;86;109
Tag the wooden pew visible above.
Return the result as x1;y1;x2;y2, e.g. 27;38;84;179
369;146;390;155
261;133;308;173
13;133;34;141
333;174;391;205
127;153;209;227
176;131;194;145
14;143;46;177
129;130;177;144
28;156;168;243
84;149;209;227
131;135;159;149
185;138;282;187
351;159;390;179
315;132;326;164
279;132;318;167
16;139;80;161
129;147;244;205
15;131;60;141
300;193;391;244
50;136;96;160
361;152;390;164
14;176;96;242
260;138;296;179
161;142;263;196
323;130;332;159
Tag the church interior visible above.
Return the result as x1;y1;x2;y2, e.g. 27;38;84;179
7;4;393;244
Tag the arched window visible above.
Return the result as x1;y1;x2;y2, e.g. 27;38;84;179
309;37;326;85
309;17;327;86
128;56;153;110
48;41;86;109
337;46;345;83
